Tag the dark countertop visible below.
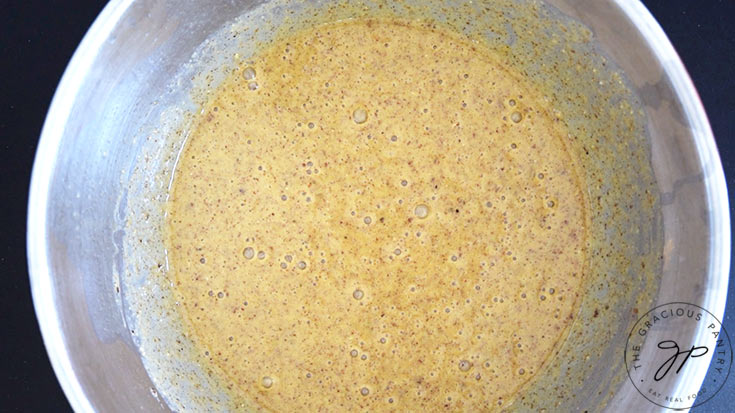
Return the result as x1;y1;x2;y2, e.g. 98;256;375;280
2;0;732;411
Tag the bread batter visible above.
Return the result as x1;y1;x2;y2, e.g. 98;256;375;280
166;18;588;411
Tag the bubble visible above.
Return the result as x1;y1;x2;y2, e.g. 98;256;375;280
518;368;525;375
401;180;408;187
388;398;394;403
242;67;256;81
353;108;368;124
508;99;516;106
217;292;224;299
451;255;458;262
394;249;402;256
364;216;372;225
537;173;545;179
248;81;259;91
281;195;287;201
380;337;386;344
308;122;315;129
390;135;398;142
243;247;255;259
548;288;555;294
350;349;359;357
353;289;364;300
547;200;555;208
262;376;273;388
361;354;368;361
510;112;522;123
280;262;287;269
459;360;472;371
360;387;370;396
257;251;266;260
540;295;546;301
298;261;307;270
414;204;429;219
485;201;492;208
285;255;293;262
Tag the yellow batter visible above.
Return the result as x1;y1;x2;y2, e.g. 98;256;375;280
166;18;587;411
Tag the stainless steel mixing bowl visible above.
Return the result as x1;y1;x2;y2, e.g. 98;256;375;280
27;0;730;411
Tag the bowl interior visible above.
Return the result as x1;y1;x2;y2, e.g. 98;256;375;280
28;0;729;411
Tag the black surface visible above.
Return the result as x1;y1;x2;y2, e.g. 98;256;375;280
1;0;732;411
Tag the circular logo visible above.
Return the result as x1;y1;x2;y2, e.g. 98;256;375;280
625;302;732;410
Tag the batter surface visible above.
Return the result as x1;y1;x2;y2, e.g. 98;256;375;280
166;18;588;411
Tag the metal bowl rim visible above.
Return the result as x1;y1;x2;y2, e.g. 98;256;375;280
26;1;730;411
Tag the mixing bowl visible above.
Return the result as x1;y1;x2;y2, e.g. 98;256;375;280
27;0;729;411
